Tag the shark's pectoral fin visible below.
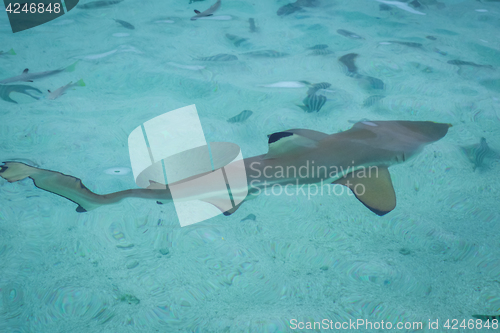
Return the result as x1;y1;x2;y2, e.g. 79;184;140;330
265;130;318;159
333;166;396;216
199;196;245;217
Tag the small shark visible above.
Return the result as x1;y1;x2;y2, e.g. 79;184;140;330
47;79;85;100
0;121;450;217
0;62;78;84
191;0;221;20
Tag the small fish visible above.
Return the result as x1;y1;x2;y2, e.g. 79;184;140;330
227;110;253;123
0;48;16;56
114;19;134;30
189;0;205;3
194;53;237;61
298;93;327;112
47;79;85;100
78;0;123;9
375;0;426;15
338;53;359;74
363;95;385;107
362;76;385;90
260;81;307;88
248;18;257;32
447;60;493;68
191;0;221;20
309;49;334;56
0;84;42;104
426;35;437;40
388;41;423;48
277;3;302;16
0;62;78;84
75;45;142;60
242;50;288;58
307;44;329;50
241;213;256;222
225;34;248;47
461;137;498;171
302;81;331;94
337;29;364;40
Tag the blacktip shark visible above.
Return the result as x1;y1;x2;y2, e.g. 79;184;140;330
0;61;78;84
0;120;450;217
191;0;221;20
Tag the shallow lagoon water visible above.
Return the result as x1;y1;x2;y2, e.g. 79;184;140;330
0;0;500;332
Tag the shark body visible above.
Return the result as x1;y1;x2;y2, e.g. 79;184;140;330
0;120;450;216
0;62;78;84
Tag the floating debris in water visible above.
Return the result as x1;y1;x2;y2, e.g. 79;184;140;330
362;95;385;107
461;137;498;171
248;18;257;32
194;53;238;61
241;214;256;222
78;0;124;9
337;29;364;40
227;110;253;123
114;19;134;30
242;50;288;58
226;33;249;47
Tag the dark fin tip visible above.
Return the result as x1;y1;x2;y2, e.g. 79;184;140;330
156;201;163;205
223;211;232;216
268;131;293;144
194;9;200;13
76;205;87;213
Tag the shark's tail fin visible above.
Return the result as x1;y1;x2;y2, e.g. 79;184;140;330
74;79;86;87
0;162;102;212
65;61;79;72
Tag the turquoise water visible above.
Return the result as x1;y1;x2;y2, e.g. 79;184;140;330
1;0;500;332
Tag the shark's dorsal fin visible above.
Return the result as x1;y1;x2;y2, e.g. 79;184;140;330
194;9;201;13
265;131;318;159
22;69;29;74
333;165;396;216
282;129;328;141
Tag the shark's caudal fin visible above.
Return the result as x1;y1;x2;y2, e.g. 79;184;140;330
0;162;103;212
334;166;396;216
